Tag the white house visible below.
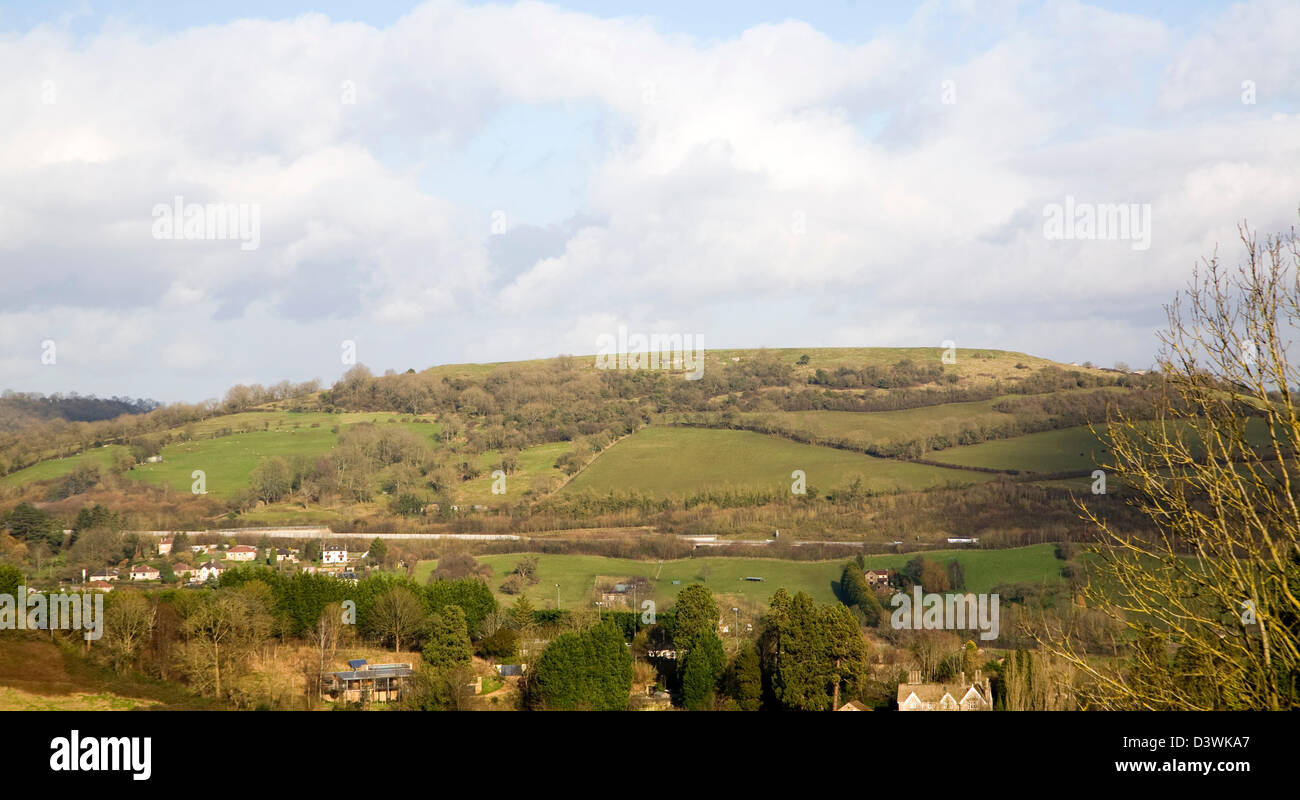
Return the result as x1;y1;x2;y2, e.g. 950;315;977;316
226;545;258;562
130;565;161;581
322;546;348;565
196;561;227;583
158;536;174;556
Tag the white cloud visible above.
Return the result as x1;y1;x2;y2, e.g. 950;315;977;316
0;0;1297;399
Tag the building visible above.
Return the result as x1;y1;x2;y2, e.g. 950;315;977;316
89;570;118;583
864;569;895;588
158;536;174;556
600;588;630;609
196;561;227;583
837;700;871;711
897;670;992;711
275;548;299;563
226;545;258;562
322;546;348;565
130;565;160;581
89;580;113;593
322;661;414;704
173;564;197;581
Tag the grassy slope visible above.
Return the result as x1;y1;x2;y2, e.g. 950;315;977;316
564;426;990;497
414;543;1063;609
4;348;1118;501
462;442;572;505
420;347;1105;388
738;398;1011;447
128;412;441;498
930;426;1111;473
929;417;1278;474
0;444;127;486
0;633;218;710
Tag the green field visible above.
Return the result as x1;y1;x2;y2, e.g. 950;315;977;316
930;418;1279;474
929;425;1111;473
563;426;988;497
413;543;1064;610
128;412;442;498
459;442;572;505
1;445;128;486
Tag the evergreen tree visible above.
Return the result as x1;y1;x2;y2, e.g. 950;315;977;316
681;631;725;710
731;640;763;711
672;584;719;653
422;605;472;668
527;622;632;710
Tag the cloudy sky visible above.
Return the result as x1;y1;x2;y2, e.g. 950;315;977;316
1;0;1297;403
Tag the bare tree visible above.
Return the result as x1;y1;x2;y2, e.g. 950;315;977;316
101;592;156;674
1037;213;1300;710
370;587;425;653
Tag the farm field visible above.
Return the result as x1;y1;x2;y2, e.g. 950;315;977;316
930;418;1278;474
128;413;443;498
0;444;127;486
735;387;1126;452
413;543;1064;609
929;426;1111;473
563;426;989;497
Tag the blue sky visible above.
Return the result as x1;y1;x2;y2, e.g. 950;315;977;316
0;0;1297;402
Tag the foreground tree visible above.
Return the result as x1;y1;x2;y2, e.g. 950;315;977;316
761;590;868;710
526;622;632;710
1038;214;1300;710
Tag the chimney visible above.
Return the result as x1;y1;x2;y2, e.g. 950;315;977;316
960;670;966;686
974;669;982;683
908;669;921;685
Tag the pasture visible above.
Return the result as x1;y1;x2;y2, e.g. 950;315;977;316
413;543;1064;610
563;426;987;497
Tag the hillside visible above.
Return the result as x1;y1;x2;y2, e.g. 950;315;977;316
0;346;1162;543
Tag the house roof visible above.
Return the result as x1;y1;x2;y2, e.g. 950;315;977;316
837;700;871;711
327;665;413;681
897;682;989;705
229;545;257;552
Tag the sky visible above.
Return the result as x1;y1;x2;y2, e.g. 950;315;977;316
1;0;1297;403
